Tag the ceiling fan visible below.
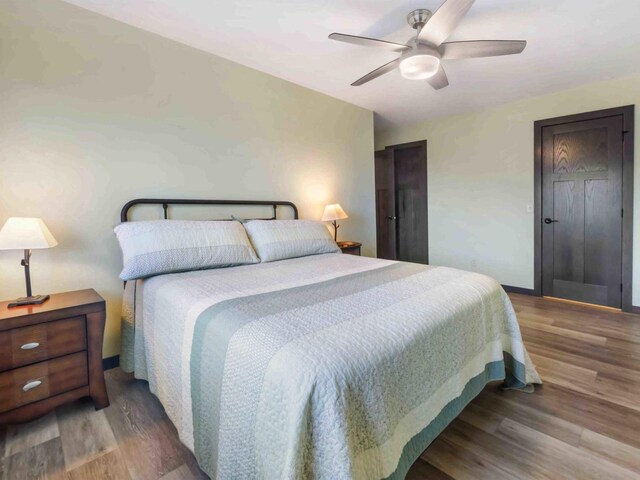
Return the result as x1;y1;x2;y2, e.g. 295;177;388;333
328;0;526;90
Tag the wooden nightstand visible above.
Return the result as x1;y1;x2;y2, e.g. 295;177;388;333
0;289;109;424
338;241;362;256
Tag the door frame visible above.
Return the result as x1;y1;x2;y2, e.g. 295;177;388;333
374;148;397;260
533;105;634;312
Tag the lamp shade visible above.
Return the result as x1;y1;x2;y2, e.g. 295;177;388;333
0;217;58;250
321;204;348;222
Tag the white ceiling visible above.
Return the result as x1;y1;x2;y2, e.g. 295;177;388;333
61;0;640;131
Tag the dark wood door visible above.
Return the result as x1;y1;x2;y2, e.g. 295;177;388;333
375;149;396;260
393;142;428;263
375;141;428;263
541;116;623;307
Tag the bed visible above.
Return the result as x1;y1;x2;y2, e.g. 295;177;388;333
117;199;541;480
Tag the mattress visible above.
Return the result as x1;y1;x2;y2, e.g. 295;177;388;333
121;252;540;479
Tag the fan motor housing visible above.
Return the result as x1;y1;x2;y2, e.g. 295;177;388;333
407;9;433;30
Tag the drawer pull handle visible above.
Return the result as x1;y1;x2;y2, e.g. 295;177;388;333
21;342;40;350
22;380;42;392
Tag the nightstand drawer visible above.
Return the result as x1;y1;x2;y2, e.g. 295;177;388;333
0;352;88;413
0;317;87;372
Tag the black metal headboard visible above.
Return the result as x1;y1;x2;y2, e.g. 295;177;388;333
120;198;299;222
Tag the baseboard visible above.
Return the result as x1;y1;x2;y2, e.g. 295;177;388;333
501;285;534;296
102;355;120;371
632;305;640;315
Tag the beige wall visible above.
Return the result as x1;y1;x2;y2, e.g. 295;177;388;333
376;74;639;306
0;0;375;357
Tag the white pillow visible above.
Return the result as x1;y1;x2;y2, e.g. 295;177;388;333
114;220;259;280
244;220;340;263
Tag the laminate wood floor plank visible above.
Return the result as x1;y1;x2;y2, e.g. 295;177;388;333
421;436;514;480
64;449;131;480
159;464;200;480
497;381;640;450
528;351;598;391
57;399;117;471
471;387;584;446
513;308;557;325
3;410;59;458
513;294;637;320
405;458;454;480
495;418;640;479
103;369;203;480
519;320;608;346
440;418;555;479
455;401;503;434
590;373;640;413
526;342;640;381
579;429;640;474
525;348;640;413
514;298;640;332
604;336;640;357
1;437;66;480
553;317;640;343
521;324;640;370
1;293;638;479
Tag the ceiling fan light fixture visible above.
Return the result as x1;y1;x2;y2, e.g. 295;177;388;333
329;0;528;90
399;53;440;80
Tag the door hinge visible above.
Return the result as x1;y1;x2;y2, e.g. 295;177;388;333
621;283;623;293
623;130;629;142
621;208;624;218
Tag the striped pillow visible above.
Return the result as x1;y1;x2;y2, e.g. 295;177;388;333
114;220;259;280
244;220;340;263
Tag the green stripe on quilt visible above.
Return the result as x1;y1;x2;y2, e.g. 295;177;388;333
120;280;137;373
385;354;528;480
190;262;428;475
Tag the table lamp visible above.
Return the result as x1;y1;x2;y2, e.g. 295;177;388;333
321;204;348;241
0;217;58;308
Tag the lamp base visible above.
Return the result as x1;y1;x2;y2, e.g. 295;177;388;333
8;294;50;308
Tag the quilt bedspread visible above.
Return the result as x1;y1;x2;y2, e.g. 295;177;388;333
121;253;540;479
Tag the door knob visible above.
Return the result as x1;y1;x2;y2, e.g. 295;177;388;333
386;216;397;220
544;218;558;224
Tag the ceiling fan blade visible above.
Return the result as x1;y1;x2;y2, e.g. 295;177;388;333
418;0;475;47
427;65;449;90
329;33;411;52
351;58;401;86
440;40;526;59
